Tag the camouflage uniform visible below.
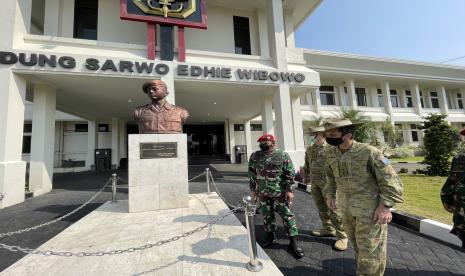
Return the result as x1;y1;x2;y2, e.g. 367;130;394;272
324;141;404;276
248;149;298;236
303;142;346;239
441;154;465;248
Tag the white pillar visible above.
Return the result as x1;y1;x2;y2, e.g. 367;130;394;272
267;0;288;69
261;98;274;134
228;120;236;164
284;10;295;48
111;118;120;169
161;72;175;104
399;88;407;108
381;81;393;119
244;120;253;160
29;84;56;196
86;120;98;170
410;83;423;117
305;93;313;107
224;120;230;155
346;79;357;109
61;0;75;38
337;85;346;107
291;95;305;151
273;85;295;151
119;120;127;159
257;9;270;57
369;87;379;107
437;86;449;115
311;88;322;116
403;124;413;144
0;0;32;49
0;70;27;208
44;0;60;36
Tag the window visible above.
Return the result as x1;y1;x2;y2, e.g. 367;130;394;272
419;91;425;108
98;124;109;132
74;0;98;40
430;92;439;108
458;93;464;109
377;89;384;107
75;124;88;132
390;90;399;108
405;90;413;107
251;124;262;131
234;124;244;131
355;88;367;106
23;123;32;133
395;124;404;145
22;123;32;154
411;124;419;142
320;86;335;105
233;16;251;55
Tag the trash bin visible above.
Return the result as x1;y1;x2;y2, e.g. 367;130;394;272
95;149;111;171
235;145;247;164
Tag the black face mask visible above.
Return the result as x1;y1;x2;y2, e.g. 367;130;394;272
259;144;271;152
326;137;344;146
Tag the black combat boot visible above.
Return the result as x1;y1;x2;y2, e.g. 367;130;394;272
259;231;276;248
289;236;304;259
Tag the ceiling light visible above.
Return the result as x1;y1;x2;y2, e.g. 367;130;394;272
213;102;217;105
128;99;133;103
207;113;210;116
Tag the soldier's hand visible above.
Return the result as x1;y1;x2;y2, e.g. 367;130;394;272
251;191;257;201
373;204;392;224
285;192;294;205
326;198;337;210
443;203;454;213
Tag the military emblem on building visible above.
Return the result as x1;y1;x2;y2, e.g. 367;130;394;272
132;0;197;18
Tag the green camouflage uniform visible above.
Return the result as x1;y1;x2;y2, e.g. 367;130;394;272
248;149;299;237
324;141;404;276
303;142;346;239
441;154;465;246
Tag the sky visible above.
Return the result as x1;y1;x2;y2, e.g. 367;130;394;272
295;0;465;66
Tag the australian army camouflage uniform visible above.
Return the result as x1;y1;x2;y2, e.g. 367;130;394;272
303;126;347;248
248;133;304;258
441;128;465;249
323;119;404;276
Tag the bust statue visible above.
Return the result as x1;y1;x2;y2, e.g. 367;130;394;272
132;80;189;134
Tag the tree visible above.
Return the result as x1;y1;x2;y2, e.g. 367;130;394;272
340;108;377;144
419;114;460;176
381;119;403;148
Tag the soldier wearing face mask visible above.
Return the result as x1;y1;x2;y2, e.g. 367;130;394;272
303;126;347;251
248;134;304;259
323;119;404;276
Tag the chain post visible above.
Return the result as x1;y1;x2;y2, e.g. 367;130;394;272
205;168;211;194
111;174;118;203
243;195;263;272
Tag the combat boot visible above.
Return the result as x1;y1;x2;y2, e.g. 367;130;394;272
289;236;304;259
310;228;336;237
333;238;348;251
259;231;276;248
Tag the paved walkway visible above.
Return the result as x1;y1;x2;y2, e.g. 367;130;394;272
0;165;464;275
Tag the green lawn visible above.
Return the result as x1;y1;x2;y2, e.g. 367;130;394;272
396;175;452;225
389;156;424;163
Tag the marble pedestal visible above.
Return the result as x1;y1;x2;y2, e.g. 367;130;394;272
128;134;188;213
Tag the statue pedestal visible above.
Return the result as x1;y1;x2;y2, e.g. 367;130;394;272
128;134;188;213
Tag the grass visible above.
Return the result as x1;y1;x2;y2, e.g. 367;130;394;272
389;156;424;163
396;174;452;225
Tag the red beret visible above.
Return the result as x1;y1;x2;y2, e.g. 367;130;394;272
460;128;465;136
257;133;276;142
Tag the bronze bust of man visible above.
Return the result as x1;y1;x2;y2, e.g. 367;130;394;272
132;80;189;134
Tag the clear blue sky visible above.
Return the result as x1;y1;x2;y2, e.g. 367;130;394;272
295;0;465;66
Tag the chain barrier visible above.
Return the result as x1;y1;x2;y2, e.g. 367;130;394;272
116;172;206;185
207;171;243;210
0;178;111;239
0;204;244;257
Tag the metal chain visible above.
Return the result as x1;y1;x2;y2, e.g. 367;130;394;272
0;205;244;257
208;172;243;209
118;172;206;184
117;177;128;184
0;178;111;239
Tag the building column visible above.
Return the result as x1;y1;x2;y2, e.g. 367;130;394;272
437;85;449;115
399;88;407;108
244;120;253;160
228;120;236;164
305;93;313;107
267;0;288;69
410;83;423;117
380;81;394;119
337;85;346;107
369;87;379;107
311;88;322;116
273;85;295;151
291;95;305;151
261;98;274;134
86;120;98;170
460;88;465;110
0;70;27;208
111;118;120;169
119;120;127;159
284;10;295;48
403;124;413;144
44;0;60;36
161;72;175;104
345;79;357;109
29;84;56;196
257;9;270;57
224;120;230;156
1;0;32;49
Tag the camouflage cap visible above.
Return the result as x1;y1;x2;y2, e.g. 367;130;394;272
308;126;325;134
324;119;357;131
